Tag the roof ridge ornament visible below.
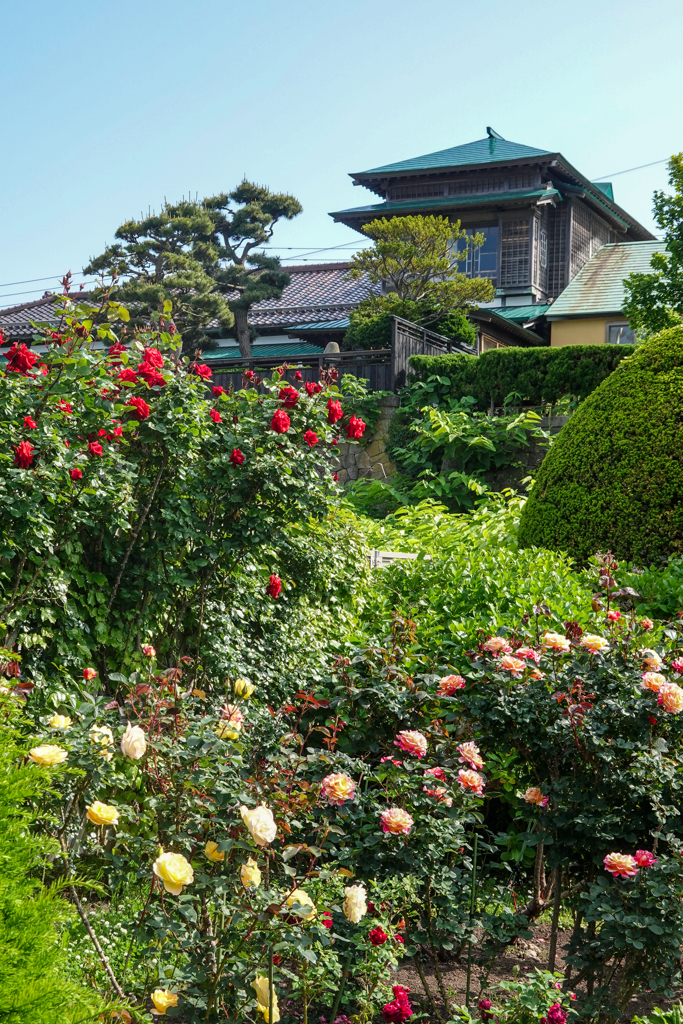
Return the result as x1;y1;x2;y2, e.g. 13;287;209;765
486;127;505;140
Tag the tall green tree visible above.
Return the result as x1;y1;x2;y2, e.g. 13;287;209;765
204;180;302;357
84;199;232;352
347;214;495;314
623;153;683;335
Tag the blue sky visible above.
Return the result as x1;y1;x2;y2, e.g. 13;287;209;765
1;0;681;307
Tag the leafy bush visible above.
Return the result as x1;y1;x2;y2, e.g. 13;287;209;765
0;696;103;1023
344;296;476;351
0;293;367;700
409;344;631;409
518;327;683;564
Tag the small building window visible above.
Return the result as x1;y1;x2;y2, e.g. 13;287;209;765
606;322;636;345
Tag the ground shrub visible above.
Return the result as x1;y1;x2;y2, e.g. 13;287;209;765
409;344;630;409
518;327;683;564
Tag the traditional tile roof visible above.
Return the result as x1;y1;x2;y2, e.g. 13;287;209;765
0;264;371;339
548;242;667;318
203;341;325;361
247;263;372;326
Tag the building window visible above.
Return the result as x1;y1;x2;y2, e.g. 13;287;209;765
500;219;530;287
454;227;499;287
606;322;636;345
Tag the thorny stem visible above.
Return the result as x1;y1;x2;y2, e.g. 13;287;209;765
413;951;445;1022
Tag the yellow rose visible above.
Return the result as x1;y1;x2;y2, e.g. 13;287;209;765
342;883;367;923
234;678;255;698
580;634;610;654
252;975;280;1022
241;804;277;846
120;722;146;760
541;631;571;652
153;851;194;895
49;714;72;730
215;723;240;740
204;841;225;863
29;744;67;766
86;801;119;827
240;857;262;888
151;990;178;1015
286;888;316;920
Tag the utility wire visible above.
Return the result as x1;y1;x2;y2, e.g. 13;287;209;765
593;158;669;179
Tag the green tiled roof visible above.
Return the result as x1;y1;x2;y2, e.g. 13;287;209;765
496;305;550;322
331;188;560;222
203;341;324;361
353;136;551;177
549;242;667;318
287;318;350;331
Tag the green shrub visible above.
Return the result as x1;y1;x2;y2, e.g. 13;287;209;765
344;297;476;350
518;327;683;564
409;344;631;408
0;698;103;1023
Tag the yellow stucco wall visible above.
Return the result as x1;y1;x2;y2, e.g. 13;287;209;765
550;318;610;347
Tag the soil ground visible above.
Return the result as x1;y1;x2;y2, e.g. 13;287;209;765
396;926;683;1022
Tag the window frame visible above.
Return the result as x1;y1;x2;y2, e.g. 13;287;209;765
604;321;636;345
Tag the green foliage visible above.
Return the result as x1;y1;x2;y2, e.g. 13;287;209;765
347;215;494;311
632;1005;683;1023
1;294;367;704
409;344;631;409
344;295;476;351
518;327;683;564
0;698;103;1023
85;180;302;357
624;154;683;335
486;968;577;1023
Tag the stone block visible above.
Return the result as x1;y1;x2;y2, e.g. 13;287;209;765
366;439;385;458
356;450;372;470
336;468;349;484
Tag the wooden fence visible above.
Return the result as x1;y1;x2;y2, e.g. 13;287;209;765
208;317;475;393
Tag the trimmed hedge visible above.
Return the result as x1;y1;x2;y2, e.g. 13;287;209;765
409;344;631;408
518;327;683;564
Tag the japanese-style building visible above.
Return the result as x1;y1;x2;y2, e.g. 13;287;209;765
330;128;655;311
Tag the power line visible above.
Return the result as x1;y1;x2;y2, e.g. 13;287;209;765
593;158;669;179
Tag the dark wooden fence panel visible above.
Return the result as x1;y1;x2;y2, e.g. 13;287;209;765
208;321;475;394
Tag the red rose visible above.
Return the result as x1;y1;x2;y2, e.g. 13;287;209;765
137;362;166;387
108;342;126;359
127;396;150;420
346;414;366;440
322;913;333;929
243;369;255;381
276;366;285;377
5;343;37;375
64;439;70;448
70;468;83;480
13;441;34;468
272;954;281;965
210;408;222;423
143;347;164;369
369;926;388;946
23;416;37;429
97;429;107;437
270;408;290;434
50;331;64;344
111;423;123;441
193;363;212;379
303;430;318;447
118;367;138;383
58;401;73;415
75;325;89;338
395;934;404;944
326;399;343;424
333;473;339;482
212;386;226;396
294;371;303;381
382;985;413;1024
88;441;103;457
266;574;282;599
229;448;245;466
305;381;322;397
278;386;299;409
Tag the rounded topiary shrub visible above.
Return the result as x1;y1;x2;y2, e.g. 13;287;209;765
518;327;683;564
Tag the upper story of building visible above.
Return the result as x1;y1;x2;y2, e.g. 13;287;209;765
330;128;655;308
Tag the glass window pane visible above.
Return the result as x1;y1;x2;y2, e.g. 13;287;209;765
607;324;636;345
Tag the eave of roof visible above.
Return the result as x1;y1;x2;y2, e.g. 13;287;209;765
203;341;325;361
469;308;547;347
495;304;550;322
548;241;667;318
330;187;561;223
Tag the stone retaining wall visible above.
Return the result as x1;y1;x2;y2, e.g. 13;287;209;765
334;395;400;485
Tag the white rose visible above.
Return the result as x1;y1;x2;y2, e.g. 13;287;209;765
121;722;147;760
343;884;367;923
240;804;277;846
